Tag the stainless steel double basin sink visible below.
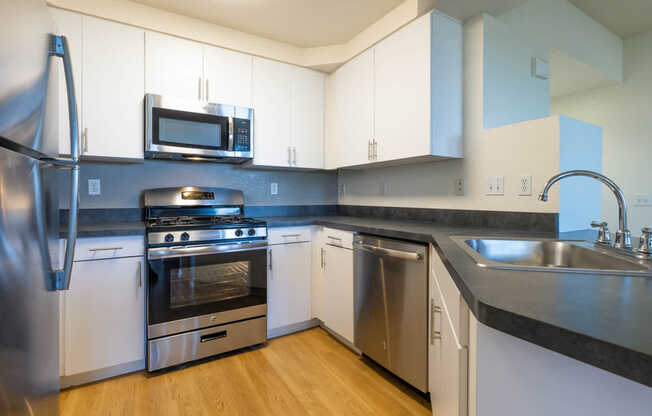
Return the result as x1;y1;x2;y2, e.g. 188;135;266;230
452;237;652;277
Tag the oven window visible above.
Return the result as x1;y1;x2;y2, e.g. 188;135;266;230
152;107;230;150
170;261;251;308
148;248;267;325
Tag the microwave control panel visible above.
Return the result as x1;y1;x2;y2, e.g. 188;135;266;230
233;118;251;151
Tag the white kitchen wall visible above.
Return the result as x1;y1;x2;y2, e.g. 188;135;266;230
552;29;652;235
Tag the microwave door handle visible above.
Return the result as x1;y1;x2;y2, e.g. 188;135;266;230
228;116;234;151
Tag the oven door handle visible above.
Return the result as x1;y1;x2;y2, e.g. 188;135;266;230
147;241;268;259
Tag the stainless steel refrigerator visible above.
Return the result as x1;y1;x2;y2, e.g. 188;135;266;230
0;1;80;414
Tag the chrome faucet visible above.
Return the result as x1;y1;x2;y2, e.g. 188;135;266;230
538;170;633;250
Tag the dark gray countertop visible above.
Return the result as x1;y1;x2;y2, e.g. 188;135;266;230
264;215;652;388
63;222;146;238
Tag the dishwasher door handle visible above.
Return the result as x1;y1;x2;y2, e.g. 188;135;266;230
356;244;422;261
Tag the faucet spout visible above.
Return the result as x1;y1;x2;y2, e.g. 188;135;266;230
539;170;632;250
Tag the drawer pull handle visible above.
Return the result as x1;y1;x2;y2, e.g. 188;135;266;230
88;247;123;252
200;330;227;343
282;234;301;238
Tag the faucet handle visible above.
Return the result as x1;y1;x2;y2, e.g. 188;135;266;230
637;227;652;255
590;221;611;245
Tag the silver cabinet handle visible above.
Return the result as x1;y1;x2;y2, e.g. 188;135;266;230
293;147;297;165
282;234;301;238
82;128;88;154
48;34;80;291
137;261;142;287
205;78;209;101
198;77;202;100
269;248;273;271
431;299;442;344
287;146;292;165
327;236;342;241
88;247;123;252
368;140;372;161
320;247;325;269
373;139;378;160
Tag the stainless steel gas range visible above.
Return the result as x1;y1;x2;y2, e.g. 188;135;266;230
144;187;267;371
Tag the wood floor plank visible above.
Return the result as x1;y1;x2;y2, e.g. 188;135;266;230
60;328;432;416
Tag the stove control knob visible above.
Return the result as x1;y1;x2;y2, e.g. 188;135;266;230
180;232;190;241
248;228;256;236
165;233;174;243
235;229;244;237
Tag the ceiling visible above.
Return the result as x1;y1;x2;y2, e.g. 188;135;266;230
128;0;404;47
568;0;652;38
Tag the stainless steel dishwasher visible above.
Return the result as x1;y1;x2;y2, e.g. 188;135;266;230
353;234;428;392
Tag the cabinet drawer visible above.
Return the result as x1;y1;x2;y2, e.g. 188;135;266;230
74;236;144;261
323;227;354;250
430;244;469;346
268;226;311;245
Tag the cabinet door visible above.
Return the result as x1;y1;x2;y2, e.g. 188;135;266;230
374;13;430;162
291;67;324;169
50;8;82;156
145;31;203;100
322;245;354;343
64;257;145;375
430;276;468;416
82;16;144;159
251;57;293;167
267;243;312;331
203;45;252;107
331;49;374;168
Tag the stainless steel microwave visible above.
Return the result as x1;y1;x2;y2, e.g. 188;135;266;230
145;94;253;163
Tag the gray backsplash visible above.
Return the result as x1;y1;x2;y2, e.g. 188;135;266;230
59;160;338;208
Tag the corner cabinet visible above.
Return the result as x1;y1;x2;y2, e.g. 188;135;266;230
325;11;463;169
251;57;325;169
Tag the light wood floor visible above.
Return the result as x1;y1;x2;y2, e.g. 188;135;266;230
60;327;431;415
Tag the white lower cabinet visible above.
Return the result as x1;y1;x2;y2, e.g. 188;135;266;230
430;245;469;416
320;229;355;344
60;237;145;383
267;241;312;333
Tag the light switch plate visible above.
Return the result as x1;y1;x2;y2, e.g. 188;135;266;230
634;194;652;206
270;183;278;195
486;176;504;196
88;179;101;196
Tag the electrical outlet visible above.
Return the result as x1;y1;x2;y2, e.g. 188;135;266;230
88;179;101;196
519;175;533;196
486;176;504;196
455;178;464;196
270;182;278;195
634;194;652;206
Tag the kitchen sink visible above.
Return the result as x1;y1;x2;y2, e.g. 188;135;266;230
451;237;652;276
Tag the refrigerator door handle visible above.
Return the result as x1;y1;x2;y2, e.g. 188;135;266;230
49;34;80;290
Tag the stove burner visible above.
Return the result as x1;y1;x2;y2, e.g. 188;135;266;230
148;215;262;228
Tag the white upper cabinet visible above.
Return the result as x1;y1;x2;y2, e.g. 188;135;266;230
203;45;252;107
325;11;463;169
251;57;293;167
291;67;324;169
145;31;204;100
82;16;144;159
50;8;82;156
251;57;325;169
374;13;431;162
329;48;375;168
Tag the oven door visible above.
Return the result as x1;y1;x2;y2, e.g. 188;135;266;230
147;241;267;339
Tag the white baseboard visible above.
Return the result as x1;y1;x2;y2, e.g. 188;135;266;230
61;359;145;389
267;318;319;339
